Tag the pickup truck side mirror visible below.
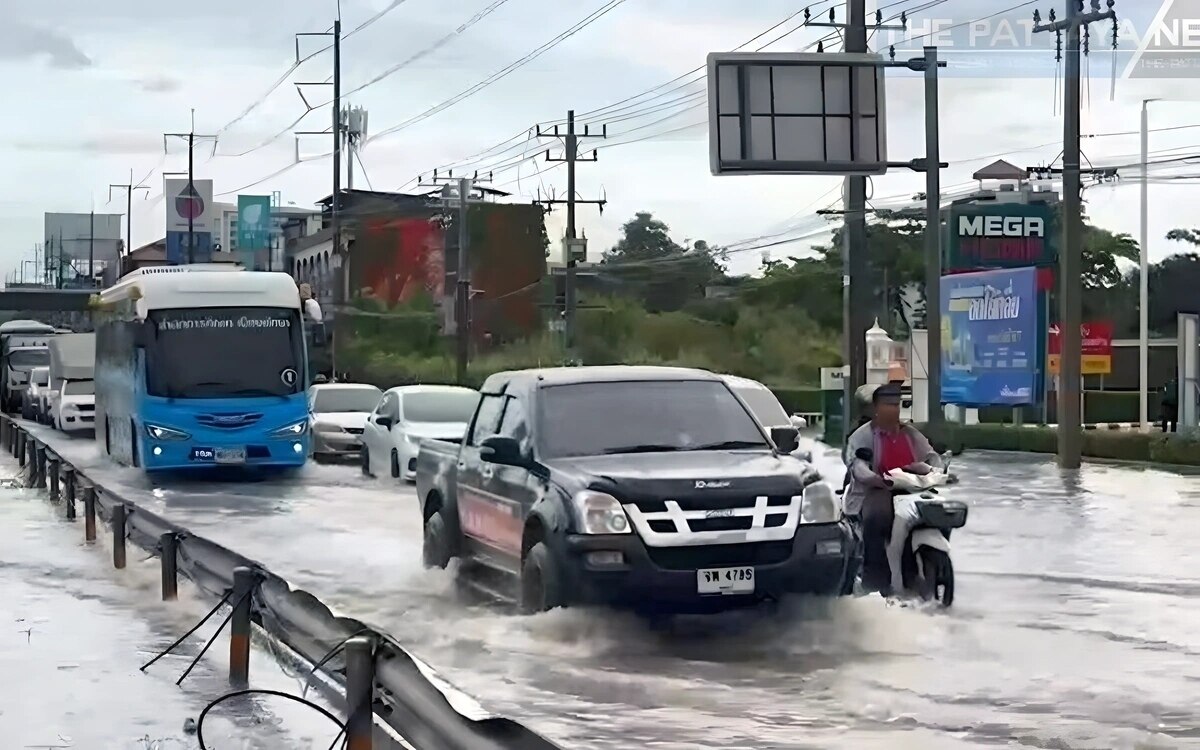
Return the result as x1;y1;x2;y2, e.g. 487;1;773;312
480;435;524;466
770;426;799;454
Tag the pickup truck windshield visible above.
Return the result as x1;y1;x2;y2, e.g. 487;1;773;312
539;380;769;458
734;386;790;428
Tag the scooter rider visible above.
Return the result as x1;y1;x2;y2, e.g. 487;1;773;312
843;381;942;595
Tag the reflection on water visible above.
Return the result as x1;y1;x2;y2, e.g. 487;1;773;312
30;426;1200;749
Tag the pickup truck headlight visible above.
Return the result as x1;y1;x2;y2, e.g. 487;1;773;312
146;423;190;441
572;491;631;535
271;420;309;438
801;482;838;524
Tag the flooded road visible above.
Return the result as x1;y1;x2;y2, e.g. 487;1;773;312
28;425;1200;749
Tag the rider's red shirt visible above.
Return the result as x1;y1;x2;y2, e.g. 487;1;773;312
877;427;916;474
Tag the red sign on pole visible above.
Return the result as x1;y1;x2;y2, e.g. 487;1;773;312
1048;321;1113;375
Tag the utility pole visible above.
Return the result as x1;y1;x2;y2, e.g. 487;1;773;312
844;0;870;425
109;169;151;259
295;19;343;376
456;178;471;383
922;46;943;423
89;210;94;286
164;110;217;264
1139;98;1156;432
536;111;607;355
1034;0;1118;468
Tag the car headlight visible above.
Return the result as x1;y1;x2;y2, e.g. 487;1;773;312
271;420;309;438
311;421;343;434
146;423;190;441
801;482;838;524
571;490;631;535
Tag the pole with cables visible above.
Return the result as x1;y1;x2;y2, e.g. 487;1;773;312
1139;98;1152;431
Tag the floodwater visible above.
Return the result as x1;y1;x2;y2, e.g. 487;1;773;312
0;466;354;748
25;423;1200;749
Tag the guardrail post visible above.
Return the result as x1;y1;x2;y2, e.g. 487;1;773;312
112;502;127;569
229;567;255;687
345;637;375;750
82;484;95;540
17;431;26;466
63;467;76;504
47;458;59;500
34;446;46;489
160;533;178;601
1;418;8;447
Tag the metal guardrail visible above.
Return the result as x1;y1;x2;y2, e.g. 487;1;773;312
0;416;560;750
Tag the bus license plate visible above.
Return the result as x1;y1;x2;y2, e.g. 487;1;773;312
697;566;755;595
214;448;246;464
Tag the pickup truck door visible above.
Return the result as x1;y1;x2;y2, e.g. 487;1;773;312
486;393;539;532
457;392;523;558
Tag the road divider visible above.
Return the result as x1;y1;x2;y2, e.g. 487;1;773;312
0;415;560;750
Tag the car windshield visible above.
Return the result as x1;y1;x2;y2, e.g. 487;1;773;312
31;369;49;387
734;385;790;428
9;349;49;369
313;386;382;413
145;307;304;399
539;380;769;458
63;380;94;396
404;390;479;423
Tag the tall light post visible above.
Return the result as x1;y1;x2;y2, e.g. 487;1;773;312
1139;98;1158;432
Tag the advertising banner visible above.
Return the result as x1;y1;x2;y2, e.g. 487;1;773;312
946;203;1058;272
940;266;1039;406
166;231;213;265
237;195;272;251
164;178;214;234
1049;320;1113;376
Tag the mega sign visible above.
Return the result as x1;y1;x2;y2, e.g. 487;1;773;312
946;204;1057;271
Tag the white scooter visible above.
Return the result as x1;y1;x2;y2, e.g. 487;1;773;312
884;459;967;607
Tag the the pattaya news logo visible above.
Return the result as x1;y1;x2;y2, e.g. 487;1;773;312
877;0;1200;79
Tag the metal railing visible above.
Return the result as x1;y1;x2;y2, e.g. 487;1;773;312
0;416;560;750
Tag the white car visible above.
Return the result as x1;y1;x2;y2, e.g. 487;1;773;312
720;374;813;462
22;366;51;422
308;383;384;461
361;385;479;481
52;378;95;433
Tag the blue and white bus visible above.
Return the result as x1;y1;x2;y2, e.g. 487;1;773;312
94;265;311;471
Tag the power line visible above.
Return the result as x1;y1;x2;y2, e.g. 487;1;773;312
365;0;630;146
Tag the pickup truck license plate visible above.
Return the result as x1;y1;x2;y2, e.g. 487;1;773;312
697;566;755;595
214;448;247;464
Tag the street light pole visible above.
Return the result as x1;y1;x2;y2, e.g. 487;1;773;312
1139;98;1155;432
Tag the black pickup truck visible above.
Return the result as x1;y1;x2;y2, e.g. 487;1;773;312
414;366;856;614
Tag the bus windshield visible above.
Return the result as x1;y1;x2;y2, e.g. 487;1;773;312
145;307;304;399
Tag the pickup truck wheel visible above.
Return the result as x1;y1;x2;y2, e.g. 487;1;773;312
520;542;564;614
423;511;452;570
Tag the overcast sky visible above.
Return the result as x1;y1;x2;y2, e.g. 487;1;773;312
4;0;1200;280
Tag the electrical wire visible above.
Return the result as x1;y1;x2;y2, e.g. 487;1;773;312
365;0;630;146
195;689;348;750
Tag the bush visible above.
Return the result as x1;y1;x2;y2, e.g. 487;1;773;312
770;386;822;415
917;422;1200;466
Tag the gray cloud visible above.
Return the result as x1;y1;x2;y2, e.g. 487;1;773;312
0;20;91;69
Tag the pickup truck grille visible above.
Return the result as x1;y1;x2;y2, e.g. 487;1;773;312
623;494;803;548
646;541;794;570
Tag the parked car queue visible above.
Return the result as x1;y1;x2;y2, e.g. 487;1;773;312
307;374;814;484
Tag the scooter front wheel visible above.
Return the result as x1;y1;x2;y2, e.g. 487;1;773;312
917;547;955;607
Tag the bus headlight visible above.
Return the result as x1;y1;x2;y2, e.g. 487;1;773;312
146;423;190;441
270;420;308;438
571;491;631;535
801;482;838;524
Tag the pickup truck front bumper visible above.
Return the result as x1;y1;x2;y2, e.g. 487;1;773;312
561;522;858;614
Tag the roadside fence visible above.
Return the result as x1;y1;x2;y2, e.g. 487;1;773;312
0;415;560;750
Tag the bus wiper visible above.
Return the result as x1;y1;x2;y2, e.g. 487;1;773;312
600;444;683;455
685;440;768;451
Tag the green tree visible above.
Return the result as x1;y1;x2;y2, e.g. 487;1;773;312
600;212;726;312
